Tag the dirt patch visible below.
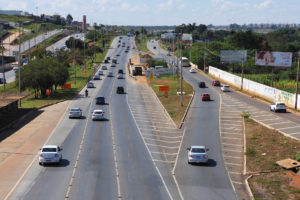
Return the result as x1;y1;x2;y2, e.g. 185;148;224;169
245;118;300;199
135;76;148;84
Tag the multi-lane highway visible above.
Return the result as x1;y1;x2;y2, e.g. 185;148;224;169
10;36;176;200
147;40;237;199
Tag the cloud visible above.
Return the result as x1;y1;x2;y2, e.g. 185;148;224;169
157;0;183;11
254;0;272;9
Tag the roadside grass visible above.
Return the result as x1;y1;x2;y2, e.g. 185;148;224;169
245;118;300;199
2;36;114;108
148;74;193;126
0;14;33;22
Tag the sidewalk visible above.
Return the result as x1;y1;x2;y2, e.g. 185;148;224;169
0;100;70;199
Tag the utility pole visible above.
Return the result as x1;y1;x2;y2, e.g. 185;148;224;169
176;36;179;92
73;37;76;85
203;42;206;72
93;23;95;63
180;43;183;107
295;51;300;110
18;21;21;106
2;36;5;89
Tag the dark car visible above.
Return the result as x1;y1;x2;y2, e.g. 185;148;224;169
212;80;221;86
118;69;123;74
201;93;210;101
104;59;109;63
96;96;105;105
116;86;124;94
111;64;116;67
107;56;110;60
0;78;6;84
199;82;206;88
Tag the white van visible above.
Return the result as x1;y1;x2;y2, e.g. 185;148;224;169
181;57;190;67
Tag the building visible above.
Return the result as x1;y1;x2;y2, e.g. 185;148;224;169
82;15;86;32
0;10;32;17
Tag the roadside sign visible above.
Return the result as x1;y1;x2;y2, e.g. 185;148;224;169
46;89;50;96
61;84;71;89
164;91;168;98
159;85;170;92
150;73;154;80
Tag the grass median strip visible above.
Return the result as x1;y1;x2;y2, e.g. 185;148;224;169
244;117;300;200
148;74;193;127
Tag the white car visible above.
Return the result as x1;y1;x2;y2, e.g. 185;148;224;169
39;145;63;165
69;107;82;118
87;81;94;88
187;146;209;165
117;74;123;79
189;68;196;73
98;70;104;75
92;109;105;121
221;85;230;92
270;102;287;113
13;66;19;71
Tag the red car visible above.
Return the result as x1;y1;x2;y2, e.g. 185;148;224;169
201;93;210;101
212;80;220;86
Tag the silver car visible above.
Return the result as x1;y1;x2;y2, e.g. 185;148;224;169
69;107;82;119
39;145;63;165
187;146;209;165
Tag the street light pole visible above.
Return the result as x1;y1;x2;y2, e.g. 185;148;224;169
241;54;244;90
2;36;5;90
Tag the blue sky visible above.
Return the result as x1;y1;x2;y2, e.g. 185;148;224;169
1;0;300;25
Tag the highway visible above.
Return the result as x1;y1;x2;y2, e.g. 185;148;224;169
10;36;172;200
147;40;237;199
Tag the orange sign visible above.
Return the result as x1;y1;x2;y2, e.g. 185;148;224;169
150;74;154;80
61;84;71;89
164;91;168;98
46;89;50;96
159;85;170;91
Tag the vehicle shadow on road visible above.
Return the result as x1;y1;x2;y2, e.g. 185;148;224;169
43;159;70;167
191;159;217;167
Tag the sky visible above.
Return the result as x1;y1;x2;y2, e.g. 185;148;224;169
1;0;300;26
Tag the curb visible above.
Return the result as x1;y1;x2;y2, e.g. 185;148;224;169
245;175;255;200
179;91;195;129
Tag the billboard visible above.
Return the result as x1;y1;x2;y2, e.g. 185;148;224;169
181;34;192;41
161;33;176;39
220;50;247;64
255;51;292;67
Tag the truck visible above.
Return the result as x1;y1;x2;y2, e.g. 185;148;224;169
181;57;190;67
133;66;142;76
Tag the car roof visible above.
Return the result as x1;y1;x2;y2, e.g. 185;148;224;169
93;109;103;112
96;96;104;98
42;145;58;148
191;145;206;149
202;93;209;95
70;107;80;110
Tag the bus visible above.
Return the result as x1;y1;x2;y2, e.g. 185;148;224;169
181;57;190;67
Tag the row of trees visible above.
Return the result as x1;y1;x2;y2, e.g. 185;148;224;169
17;58;69;98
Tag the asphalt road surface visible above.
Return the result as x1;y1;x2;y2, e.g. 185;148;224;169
10;36;171;200
148;40;237;199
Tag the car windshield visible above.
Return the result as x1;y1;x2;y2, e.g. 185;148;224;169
278;103;285;106
191;148;206;153
70;108;80;111
97;97;104;100
42;148;57;152
94;111;103;114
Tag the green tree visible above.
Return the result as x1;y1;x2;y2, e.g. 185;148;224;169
66;14;73;25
